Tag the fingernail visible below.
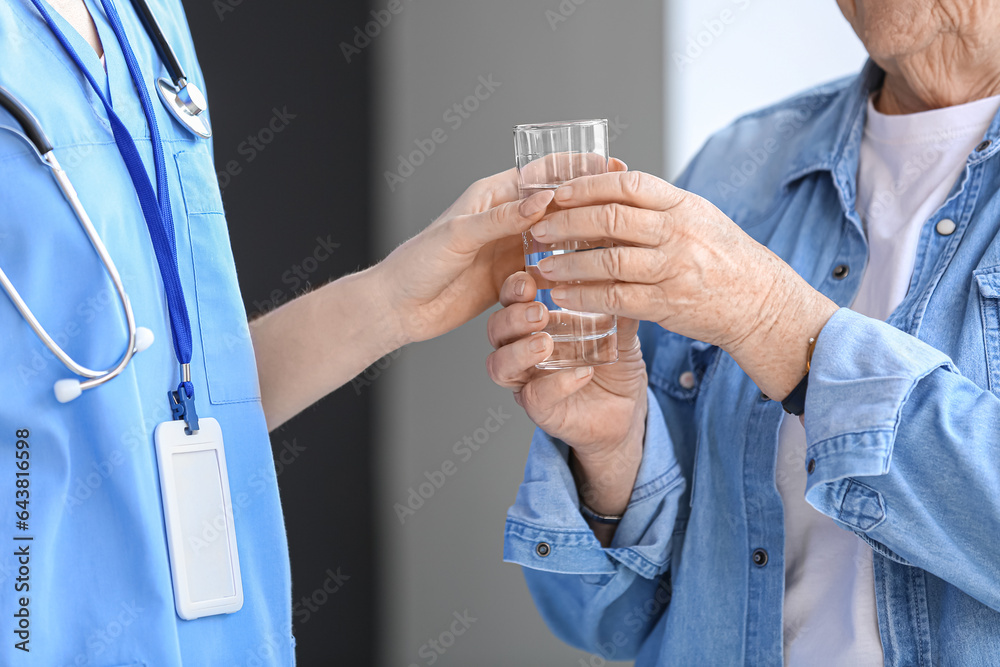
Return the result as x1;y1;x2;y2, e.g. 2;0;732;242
531;221;549;238
537;257;553;274
554;185;573;202
514;279;526;297
529;334;548;353
550;286;567;301
575;366;593;379
519;190;554;217
526;304;543;322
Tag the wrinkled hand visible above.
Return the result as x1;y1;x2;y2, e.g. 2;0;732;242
530;171;838;399
485;270;648;515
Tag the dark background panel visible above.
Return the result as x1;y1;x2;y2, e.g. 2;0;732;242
179;0;375;664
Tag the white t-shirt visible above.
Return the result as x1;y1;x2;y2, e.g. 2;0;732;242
775;91;1000;666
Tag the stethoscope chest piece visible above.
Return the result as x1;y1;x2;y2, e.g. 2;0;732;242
156;77;211;138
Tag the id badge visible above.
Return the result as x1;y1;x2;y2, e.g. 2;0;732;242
154;417;244;620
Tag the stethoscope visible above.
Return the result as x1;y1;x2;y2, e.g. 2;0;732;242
127;0;212;139
0;0;209;404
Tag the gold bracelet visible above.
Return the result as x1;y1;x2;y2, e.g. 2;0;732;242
804;336;817;375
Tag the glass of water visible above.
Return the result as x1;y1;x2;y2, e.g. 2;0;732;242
514;119;617;369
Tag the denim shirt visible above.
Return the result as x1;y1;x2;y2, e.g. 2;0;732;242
504;61;1000;666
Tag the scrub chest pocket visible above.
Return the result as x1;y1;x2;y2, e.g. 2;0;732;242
175;151;261;405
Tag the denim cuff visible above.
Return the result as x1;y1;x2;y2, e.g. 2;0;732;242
803;308;954;512
504;388;685;580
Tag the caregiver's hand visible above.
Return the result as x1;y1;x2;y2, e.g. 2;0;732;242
485;271;648;522
531;171;839;401
252;161;623;432
374;160;628;347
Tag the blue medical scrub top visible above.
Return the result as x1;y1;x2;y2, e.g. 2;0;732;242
0;1;294;664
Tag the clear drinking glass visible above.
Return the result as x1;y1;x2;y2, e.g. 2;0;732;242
514;119;618;369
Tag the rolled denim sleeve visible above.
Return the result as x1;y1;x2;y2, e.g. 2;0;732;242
503;387;685;657
804;307;1000;611
504;387;685;579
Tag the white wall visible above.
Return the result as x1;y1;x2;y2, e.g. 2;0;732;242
664;0;868;177
372;1;866;665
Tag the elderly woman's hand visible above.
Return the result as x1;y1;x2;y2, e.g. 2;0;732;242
531;171;839;400
485;270;649;523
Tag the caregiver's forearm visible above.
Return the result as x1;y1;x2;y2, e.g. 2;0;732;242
250;266;399;432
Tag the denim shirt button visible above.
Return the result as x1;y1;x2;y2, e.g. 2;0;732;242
936;218;956;236
807;458;816;474
832;264;850;280
752;548;768;567
678;371;696;389
535;542;551;557
976;139;992;152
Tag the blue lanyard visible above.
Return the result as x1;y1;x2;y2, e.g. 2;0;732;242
30;0;200;431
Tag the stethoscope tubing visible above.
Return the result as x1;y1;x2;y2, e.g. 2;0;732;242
0;83;52;153
128;0;186;85
0;85;140;392
0;0;208;400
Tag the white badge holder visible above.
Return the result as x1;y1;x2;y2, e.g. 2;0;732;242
154;417;243;620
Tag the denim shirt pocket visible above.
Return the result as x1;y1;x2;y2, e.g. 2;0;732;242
175;151;261;405
646;330;717;402
975;267;1000;395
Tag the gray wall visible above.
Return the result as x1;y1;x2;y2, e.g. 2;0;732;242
371;2;663;665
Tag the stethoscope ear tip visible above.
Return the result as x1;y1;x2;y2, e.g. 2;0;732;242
51;326;153;402
135;326;155;353
54;378;82;403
